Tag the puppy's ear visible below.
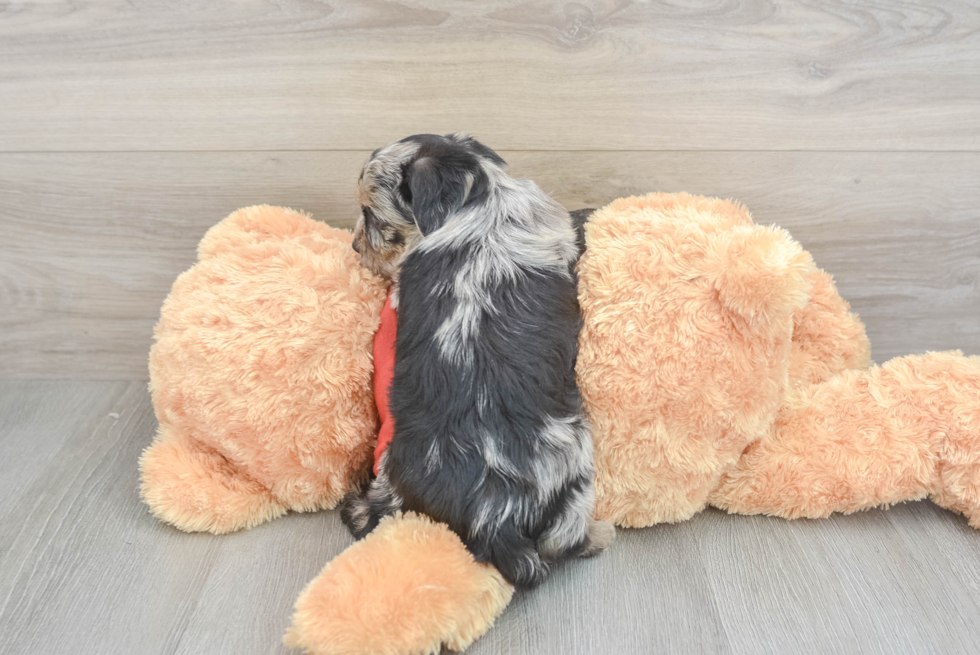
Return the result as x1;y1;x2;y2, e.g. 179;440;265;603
406;156;472;236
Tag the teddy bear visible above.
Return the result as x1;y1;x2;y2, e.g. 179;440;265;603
139;193;980;655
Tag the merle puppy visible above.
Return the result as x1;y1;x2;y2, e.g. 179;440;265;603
341;133;613;589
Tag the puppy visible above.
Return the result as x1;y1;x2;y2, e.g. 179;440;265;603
341;133;613;589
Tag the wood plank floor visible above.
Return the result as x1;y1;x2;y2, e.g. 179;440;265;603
2;381;980;655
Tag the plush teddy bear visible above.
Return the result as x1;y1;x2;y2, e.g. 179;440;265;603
140;205;387;534
140;194;980;655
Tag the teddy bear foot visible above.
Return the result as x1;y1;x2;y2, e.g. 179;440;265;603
284;512;513;655
139;427;286;534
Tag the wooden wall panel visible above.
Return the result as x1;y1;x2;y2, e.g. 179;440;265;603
1;0;977;151
3;150;977;378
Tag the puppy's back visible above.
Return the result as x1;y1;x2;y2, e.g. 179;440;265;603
386;181;594;588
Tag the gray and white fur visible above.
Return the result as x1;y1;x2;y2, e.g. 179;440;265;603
341;133;613;589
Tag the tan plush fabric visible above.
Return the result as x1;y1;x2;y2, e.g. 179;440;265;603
577;193;818;526
787;267;871;387
712;351;980;525
141;195;980;655
283;513;513;655
140;206;387;534
578;193;980;531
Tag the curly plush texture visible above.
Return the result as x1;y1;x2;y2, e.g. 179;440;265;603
140;206;387;534
712;351;980;525
141;194;980;655
577;193;980;532
787;267;871;387
577;193;825;526
284;513;513;655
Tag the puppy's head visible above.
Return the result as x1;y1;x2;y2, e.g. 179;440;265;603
353;133;507;281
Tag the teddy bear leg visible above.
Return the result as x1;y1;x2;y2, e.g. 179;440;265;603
924;354;980;527
933;464;980;528
284;513;513;655
712;352;980;525
709;359;946;520
139;426;286;534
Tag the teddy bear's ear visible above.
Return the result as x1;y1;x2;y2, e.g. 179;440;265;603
704;224;815;328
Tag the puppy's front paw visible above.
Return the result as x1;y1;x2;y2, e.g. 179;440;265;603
580;518;615;558
339;492;372;539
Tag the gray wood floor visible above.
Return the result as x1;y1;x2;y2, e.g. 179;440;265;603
4;381;980;654
3;1;980;653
